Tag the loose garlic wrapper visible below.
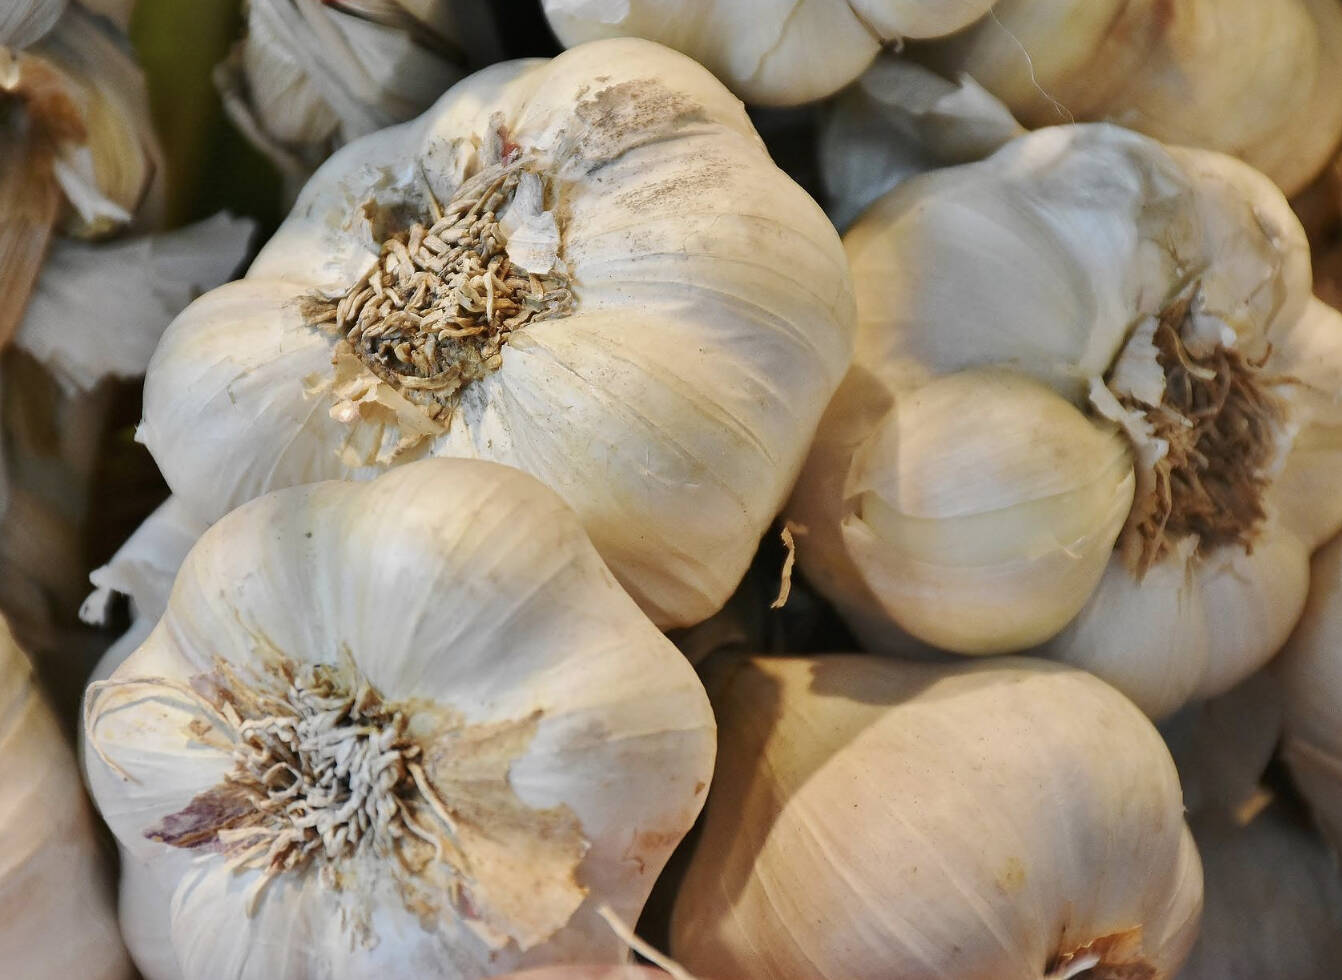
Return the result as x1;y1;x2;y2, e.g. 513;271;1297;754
542;0;998;106
0;617;132;980
143;38;854;629
671;654;1203;979
790;124;1342;717
84;459;715;980
920;0;1342;197
1280;532;1342;852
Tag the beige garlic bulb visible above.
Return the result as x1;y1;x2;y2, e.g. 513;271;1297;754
671;654;1203;979
142;38;854;629
541;0;998;106
84;459;716;980
217;0;499;180
1280;531;1342;851
0;616;133;979
920;0;1342;197
790;124;1342;717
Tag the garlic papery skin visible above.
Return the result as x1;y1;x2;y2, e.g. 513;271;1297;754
919;0;1342;198
790;123;1339;718
670;654;1203;979
141;38;855;629
0;0;65;48
216;0;495;182
0;617;133;979
541;0;998;107
1280;532;1342;852
83;458;716;979
1180;805;1342;979
819;56;1023;232
827;367;1135;654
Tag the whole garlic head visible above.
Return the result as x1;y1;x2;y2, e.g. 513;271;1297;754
83;458;716;979
790;123;1342;717
143;38;855;629
0;616;133;979
671;654;1203;978
920;0;1342;197
541;0;999;106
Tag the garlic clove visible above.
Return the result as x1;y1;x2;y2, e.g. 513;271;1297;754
0;0;65;47
671;654;1203;979
832;368;1134;654
84;459;716;976
116;852;183;980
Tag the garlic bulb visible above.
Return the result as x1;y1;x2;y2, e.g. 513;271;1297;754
1180;806;1342;979
216;0;498;181
1279;531;1342;852
543;0;998;107
0;616;133;979
790;124;1342;717
820;56;1022;231
498;969;673;979
671;654;1203;978
84;458;716;979
920;0;1342;197
143;38;855;629
0;3;162;345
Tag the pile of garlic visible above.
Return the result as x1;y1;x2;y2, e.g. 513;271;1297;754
6;4;1342;978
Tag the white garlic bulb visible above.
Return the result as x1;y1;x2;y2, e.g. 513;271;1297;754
790;124;1342;717
0;616;133;979
216;0;497;180
1181;806;1342;979
1280;531;1342;852
541;0;998;106
920;0;1342;197
819;56;1023;232
143;38;854;629
84;458;716;979
671;654;1203;978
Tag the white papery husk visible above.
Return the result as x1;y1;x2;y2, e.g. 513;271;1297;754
1180;805;1342;979
919;0;1342;198
541;0;998;107
1280;531;1342;852
790;123;1342;718
819;56;1023;232
84;458;716;980
142;38;855;630
0;616;133;979
216;0;496;183
0;0;65;48
671;654;1203;979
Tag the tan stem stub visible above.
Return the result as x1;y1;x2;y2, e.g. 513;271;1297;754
1044;925;1156;980
1110;287;1284;575
305;135;573;426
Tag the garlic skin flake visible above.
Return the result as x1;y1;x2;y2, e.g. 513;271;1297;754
142;39;855;629
921;0;1342;197
0;617;133;980
791;124;1342;717
671;654;1203;979
1280;532;1342;852
541;0;998;107
84;459;716;979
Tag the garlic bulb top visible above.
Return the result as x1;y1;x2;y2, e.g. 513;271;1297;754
789;123;1342;717
671;654;1203;979
217;0;499;180
0;616;133;979
1279;531;1342;851
920;0;1342;197
541;0;999;107
143;38;855;629
84;459;716;980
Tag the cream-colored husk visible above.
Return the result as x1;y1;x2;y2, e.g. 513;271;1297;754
84;459;715;980
671;654;1203;979
0;617;132;979
789;124;1342;717
143;38;854;629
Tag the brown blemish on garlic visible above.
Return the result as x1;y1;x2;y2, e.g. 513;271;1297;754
1045;925;1156;980
1111;286;1285;574
565;78;711;176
